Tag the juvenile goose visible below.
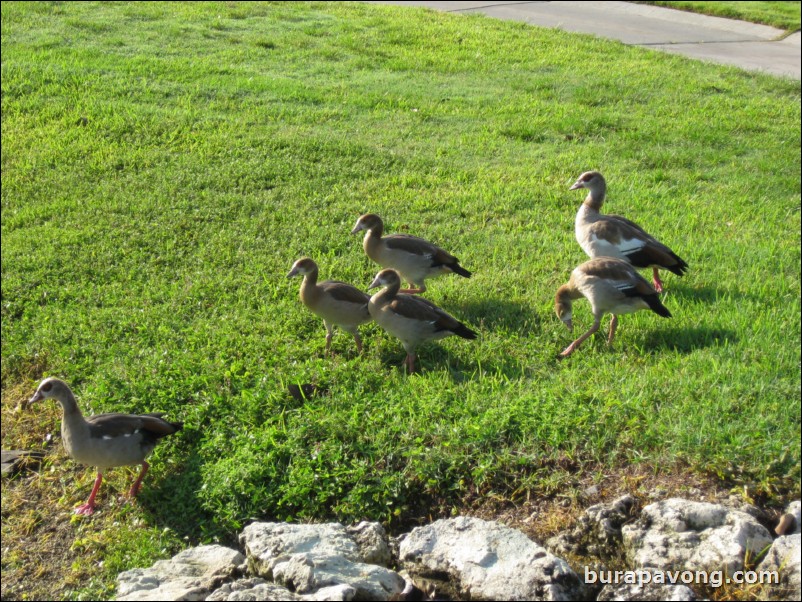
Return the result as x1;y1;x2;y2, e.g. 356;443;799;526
351;213;471;294
367;268;477;372
288;257;372;354
570;171;688;293
29;377;182;515
555;257;672;358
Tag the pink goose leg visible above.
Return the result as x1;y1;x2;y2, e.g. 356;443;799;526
75;472;103;515
128;461;150;498
652;268;664;293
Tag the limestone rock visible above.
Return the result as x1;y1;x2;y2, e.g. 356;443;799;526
622;498;773;574
597;579;699;601
116;545;244;601
758;523;801;601
239;521;404;601
205;578;301;601
240;522;359;578
273;552;402;600
205;578;355;601
398;516;582;601
548;494;637;559
346;521;392;567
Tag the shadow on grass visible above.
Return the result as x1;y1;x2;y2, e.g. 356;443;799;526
660;284;751;304
639;325;739;353
138;435;238;546
459;299;542;337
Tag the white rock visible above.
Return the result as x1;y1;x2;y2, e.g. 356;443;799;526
398;516;582;601
273;553;402;600
548;495;636;558
622;498;773;574
115;545;245;601
346;521;392;566
758;532;801;601
205;578;301;601
591;566;702;601
240;522;359;578
239;522;404;601
205;578;356;601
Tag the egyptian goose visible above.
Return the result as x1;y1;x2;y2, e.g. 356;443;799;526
570;171;688;293
28;377;182;515
367;268;477;372
288;257;372;354
351;213;471;294
554;257;672;358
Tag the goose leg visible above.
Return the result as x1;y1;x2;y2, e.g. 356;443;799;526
652;268;664;293
75;472;103;515
400;282;425;295
560;319;601;358
405;353;417;373
128;461;150;498
353;332;363;354
607;315;619;345
324;322;334;355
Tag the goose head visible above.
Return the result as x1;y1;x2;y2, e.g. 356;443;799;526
569;171;606;195
554;286;574;332
287;257;318;279
29;377;73;407
351;213;384;235
368;268;401;291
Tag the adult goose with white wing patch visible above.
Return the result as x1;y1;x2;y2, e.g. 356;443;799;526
555;257;672;358
570;171;688;293
29;377;182;515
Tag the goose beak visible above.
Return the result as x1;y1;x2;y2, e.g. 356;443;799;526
350;223;362;235
367;276;382;290
563;319;573;332
28;390;44;405
569;181;583;190
287;267;299;278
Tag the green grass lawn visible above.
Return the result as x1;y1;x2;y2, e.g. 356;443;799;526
2;1;800;599
638;1;801;31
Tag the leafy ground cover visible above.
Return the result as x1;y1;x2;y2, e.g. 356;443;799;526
638;1;801;31
2;1;800;599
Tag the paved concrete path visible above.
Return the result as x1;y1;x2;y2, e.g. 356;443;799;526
366;1;801;79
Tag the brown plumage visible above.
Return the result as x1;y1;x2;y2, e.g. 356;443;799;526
351;213;471;294
367;269;477;372
28;377;182;515
288;257;372;354
555;257;672;358
570;171;688;293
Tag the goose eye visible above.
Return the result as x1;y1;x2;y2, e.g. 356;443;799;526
42;382;53;392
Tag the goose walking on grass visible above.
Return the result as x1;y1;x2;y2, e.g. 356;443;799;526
367;268;477;372
288;257;372;354
29;377;182;515
352;213;471;294
570;171;688;293
555;257;672;358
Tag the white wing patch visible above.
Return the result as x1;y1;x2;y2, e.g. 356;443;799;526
102;430;139;440
588;234;644;257
611;280;634;292
618;238;646;255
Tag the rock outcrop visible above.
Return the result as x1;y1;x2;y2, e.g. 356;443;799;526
117;545;245;601
116;498;801;601
758;501;801;601
621;498;774;574
398;516;584;601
